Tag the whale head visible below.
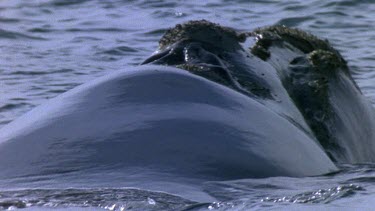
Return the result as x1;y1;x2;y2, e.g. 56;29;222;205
143;20;375;163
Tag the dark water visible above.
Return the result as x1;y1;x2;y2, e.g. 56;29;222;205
1;0;375;210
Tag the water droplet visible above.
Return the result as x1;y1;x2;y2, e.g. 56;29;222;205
105;204;116;211
147;197;156;205
175;12;183;17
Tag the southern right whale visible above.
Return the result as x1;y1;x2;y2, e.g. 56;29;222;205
144;20;375;163
0;20;374;202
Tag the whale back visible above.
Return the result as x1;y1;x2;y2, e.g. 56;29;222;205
0;66;336;196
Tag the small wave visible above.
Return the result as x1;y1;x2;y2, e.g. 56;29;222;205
10;68;74;75
284;5;308;11
261;184;364;204
276;16;314;27
10;71;49;75
0;103;31;112
10;69;73;76
70;36;102;43
48;0;91;7
93;46;141;62
65;28;128;33
100;46;138;56
346;176;375;183
0;188;195;210
314;11;348;17
323;0;375;7
144;29;168;37
27;28;55;33
47;89;69;94
0;120;11;128
0;29;46;40
152;10;187;19
138;1;178;9
0;18;20;23
182;202;237;211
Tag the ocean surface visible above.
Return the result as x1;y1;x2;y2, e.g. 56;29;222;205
1;0;375;210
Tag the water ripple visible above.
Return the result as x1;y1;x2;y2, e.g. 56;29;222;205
0;188;195;210
48;0;91;7
100;46;138;56
27;27;55;33
139;1;178;9
10;69;74;76
65;28;129;33
324;0;375;7
276;16;314;27
0;29;46;40
0;103;31;112
261;184;364;204
0;18;20;23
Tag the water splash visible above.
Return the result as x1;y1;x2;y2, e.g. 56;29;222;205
261;184;363;204
0;188;195;210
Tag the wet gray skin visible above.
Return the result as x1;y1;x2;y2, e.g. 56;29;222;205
142;20;273;100
142;20;375;163
251;25;375;163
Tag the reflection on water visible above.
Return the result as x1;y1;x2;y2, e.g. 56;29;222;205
0;164;373;210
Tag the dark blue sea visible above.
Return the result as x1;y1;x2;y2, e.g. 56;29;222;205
1;0;375;210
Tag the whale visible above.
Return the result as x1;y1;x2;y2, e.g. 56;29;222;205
0;66;336;201
0;20;374;202
143;20;375;163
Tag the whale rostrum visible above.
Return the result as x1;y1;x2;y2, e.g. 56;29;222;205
144;20;375;163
